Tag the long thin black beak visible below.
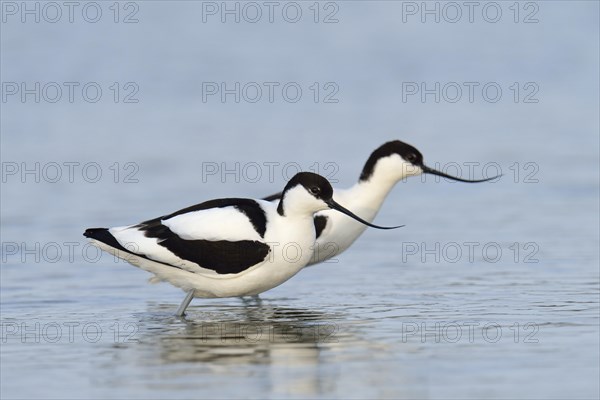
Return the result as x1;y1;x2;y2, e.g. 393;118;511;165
422;165;500;182
326;199;404;230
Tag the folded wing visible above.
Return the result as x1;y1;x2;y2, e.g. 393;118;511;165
90;198;271;276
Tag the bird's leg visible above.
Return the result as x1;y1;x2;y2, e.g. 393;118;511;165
251;294;262;305
175;290;195;317
239;296;251;306
240;294;262;306
239;294;262;306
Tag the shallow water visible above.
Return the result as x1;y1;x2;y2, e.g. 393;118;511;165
1;1;599;399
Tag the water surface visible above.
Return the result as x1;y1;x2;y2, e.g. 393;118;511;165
1;2;599;399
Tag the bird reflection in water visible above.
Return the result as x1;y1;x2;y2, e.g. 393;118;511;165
128;301;351;396
159;305;341;364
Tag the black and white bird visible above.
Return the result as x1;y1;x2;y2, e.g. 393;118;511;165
84;172;402;316
264;140;499;266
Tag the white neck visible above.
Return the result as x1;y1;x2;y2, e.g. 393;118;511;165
339;175;399;221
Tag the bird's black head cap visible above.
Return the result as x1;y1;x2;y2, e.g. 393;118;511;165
359;140;423;182
278;172;334;215
282;172;334;200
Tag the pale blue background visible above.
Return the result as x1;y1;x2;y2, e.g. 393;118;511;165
1;1;599;399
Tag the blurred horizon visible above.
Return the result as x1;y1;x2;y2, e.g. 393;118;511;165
1;1;599;399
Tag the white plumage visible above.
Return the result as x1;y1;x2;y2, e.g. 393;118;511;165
264;141;499;266
85;172;400;315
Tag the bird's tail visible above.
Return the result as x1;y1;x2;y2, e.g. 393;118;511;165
83;227;131;254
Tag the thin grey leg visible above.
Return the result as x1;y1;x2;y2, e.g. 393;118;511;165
240;294;262;306
175;290;195;317
251;294;262;304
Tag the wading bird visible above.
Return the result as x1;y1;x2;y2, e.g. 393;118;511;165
263;140;499;266
84;172;402;316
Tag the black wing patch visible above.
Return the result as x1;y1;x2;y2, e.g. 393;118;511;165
139;220;270;275
232;203;267;238
83;227;185;270
262;192;282;202
138;198;268;238
314;215;328;239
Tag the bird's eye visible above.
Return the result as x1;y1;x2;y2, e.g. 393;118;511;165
309;186;321;195
406;153;418;163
